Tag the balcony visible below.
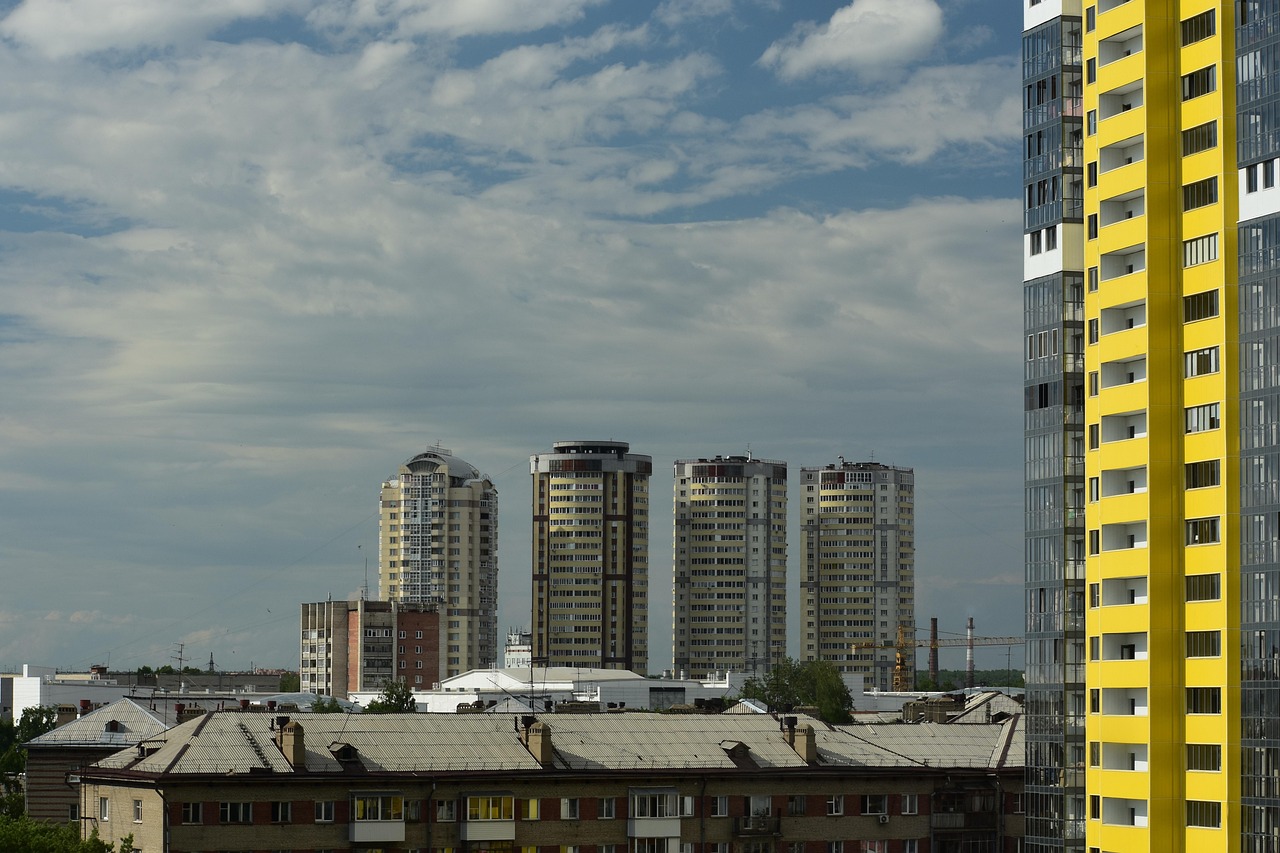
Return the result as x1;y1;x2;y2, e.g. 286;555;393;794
735;816;781;836
351;821;406;844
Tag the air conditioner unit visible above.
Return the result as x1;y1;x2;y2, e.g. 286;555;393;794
878;814;890;825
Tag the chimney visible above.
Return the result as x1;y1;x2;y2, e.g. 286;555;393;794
522;721;554;767
276;720;306;768
79;699;92;717
789;723;817;763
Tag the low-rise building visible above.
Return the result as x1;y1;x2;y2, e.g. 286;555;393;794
80;711;1024;853
300;599;442;699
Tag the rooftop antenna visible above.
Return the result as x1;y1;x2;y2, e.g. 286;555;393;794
207;652;216;674
746;443;753;461
359;545;368;600
170;643;186;672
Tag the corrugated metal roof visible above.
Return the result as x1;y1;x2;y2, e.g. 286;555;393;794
89;711;1022;777
26;698;167;748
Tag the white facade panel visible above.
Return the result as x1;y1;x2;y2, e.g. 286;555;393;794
1024;235;1065;281
1240;168;1280;222
1025;0;1081;31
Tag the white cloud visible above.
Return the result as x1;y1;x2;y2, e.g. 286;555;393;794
759;0;944;80
308;0;609;39
0;0;305;59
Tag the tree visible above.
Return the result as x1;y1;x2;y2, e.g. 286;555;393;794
739;658;854;724
278;672;300;693
0;707;58;776
310;696;343;713
0;813;120;851
363;679;417;713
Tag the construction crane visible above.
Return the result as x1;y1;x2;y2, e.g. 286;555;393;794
860;618;1024;692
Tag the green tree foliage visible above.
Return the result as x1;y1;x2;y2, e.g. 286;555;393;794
278;672;300;693
0;707;58;775
363;679;417;713
0;814;126;851
739;658;854;724
310;696;343;713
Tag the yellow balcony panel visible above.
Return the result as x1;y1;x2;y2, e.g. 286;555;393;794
1180;314;1227;350
1184;771;1229;804
1096;438;1147;473
1096;52;1146;94
1098;490;1148;523
1100;382;1147;414
1185;602;1230;633
1181;205;1227;240
1184;655;1230;685
1096;604;1148;635
1098;327;1148;362
1096;767;1150;799
1098;217;1146;254
1182;487;1225;521
1095;826;1149;853
1183;430;1225;461
1185;827;1228;849
1096;0;1144;37
1097;153;1146;196
1098;107;1145;147
1185;714;1229;747
1181;93;1227;130
1091;715;1148;747
1097;547;1149;579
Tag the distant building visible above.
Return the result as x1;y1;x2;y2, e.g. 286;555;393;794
503;630;532;669
531;441;651;673
673;455;788;677
80;710;1025;853
299;599;441;699
378;447;498;676
348;666;750;713
801;461;915;691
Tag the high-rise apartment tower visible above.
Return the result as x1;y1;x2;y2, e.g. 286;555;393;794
672;455;787;678
377;448;498;678
800;460;915;692
1022;2;1087;851
531;441;651;673
1025;0;1280;849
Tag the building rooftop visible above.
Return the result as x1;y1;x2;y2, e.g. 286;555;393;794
90;711;1021;777
25;698;167;749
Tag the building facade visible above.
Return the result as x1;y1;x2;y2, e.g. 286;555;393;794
800;461;915;692
79;711;1025;853
378;448;499;676
673;455;788;678
531;441;651;673
299;599;441;699
1020;3;1088;852
1027;0;1280;849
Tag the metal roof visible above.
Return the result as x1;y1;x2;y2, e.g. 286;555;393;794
25;698;167;749
89;711;1021;778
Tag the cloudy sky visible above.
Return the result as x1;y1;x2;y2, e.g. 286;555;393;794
0;0;1024;677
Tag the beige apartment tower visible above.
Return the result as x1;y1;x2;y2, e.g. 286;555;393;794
801;460;915;691
531;441;651;673
378;447;498;677
673;455;788;678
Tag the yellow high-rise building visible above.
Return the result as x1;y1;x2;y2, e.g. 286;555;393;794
1074;0;1256;849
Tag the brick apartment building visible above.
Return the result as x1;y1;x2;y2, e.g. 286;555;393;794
78;711;1024;853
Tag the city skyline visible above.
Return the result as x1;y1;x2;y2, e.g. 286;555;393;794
0;0;1027;673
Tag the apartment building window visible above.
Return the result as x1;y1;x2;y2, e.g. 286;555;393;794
271;801;292;823
711;796;728;817
1046;225;1057;250
181;802;203;824
903;841;919;853
1030;230;1042;255
1182;66;1216;100
1089;424;1100;450
1181;10;1215;44
1183;234;1218;267
1186;460;1221;489
1090;796;1100;820
1187;687;1222;714
1087;109;1097;135
826;795;844;816
357;795;404;822
1186;573;1222;601
1089;530;1100;555
1086;58;1097;84
220;802;252;824
1187;630;1222;657
1086;6;1096;31
1183;177;1219;210
1090;742;1100;766
1187;517;1220;545
598;798;616;819
860;795;887;815
466;796;509;821
1184;290;1220;322
1090;637;1100;660
1185;346;1220;377
1090;689;1100;713
1088;214;1098;239
1089;372;1099;396
519;798;539;820
1089;582;1100;607
1182;121;1217;156
1187;800;1222;828
1187;744;1222;771
1088;266;1099;291
901;794;918;815
562;798;580;819
1186;403;1221;433
99;798;109;821
1088;161;1098;187
316;801;335;822
787;795;807;816
133;800;142;823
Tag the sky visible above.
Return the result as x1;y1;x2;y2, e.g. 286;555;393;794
0;0;1026;677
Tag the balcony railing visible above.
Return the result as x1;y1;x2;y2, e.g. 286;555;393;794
735;816;781;836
